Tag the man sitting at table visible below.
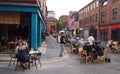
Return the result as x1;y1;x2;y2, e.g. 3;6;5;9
94;41;105;56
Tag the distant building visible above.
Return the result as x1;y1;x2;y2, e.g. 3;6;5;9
47;11;56;18
47;11;57;34
59;15;69;29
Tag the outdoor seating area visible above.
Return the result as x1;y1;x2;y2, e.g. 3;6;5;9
78;46;109;64
107;40;120;53
8;48;42;71
68;35;111;64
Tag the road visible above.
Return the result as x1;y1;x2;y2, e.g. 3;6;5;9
0;36;120;74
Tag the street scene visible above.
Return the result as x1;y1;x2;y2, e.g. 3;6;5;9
0;35;120;74
0;0;120;74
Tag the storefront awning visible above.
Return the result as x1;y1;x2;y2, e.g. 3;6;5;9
100;24;120;30
100;26;109;30
112;24;120;29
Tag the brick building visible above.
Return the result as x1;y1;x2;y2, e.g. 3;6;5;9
59;15;69;28
78;0;99;39
0;0;47;51
47;17;56;34
99;0;120;41
47;11;56;34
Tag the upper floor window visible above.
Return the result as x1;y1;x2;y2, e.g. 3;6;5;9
101;12;105;23
95;14;98;22
96;1;99;7
102;0;107;6
112;8;118;20
113;0;118;2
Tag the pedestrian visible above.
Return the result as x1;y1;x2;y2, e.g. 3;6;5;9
59;35;66;57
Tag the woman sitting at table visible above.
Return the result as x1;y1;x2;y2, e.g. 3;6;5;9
17;41;29;69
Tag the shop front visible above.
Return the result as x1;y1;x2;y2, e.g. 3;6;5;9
0;4;45;53
100;24;120;41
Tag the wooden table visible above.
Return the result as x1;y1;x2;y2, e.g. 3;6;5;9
28;50;38;69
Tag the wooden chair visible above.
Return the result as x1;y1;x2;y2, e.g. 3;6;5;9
70;44;76;53
80;50;92;64
103;49;109;63
78;46;83;59
97;49;109;63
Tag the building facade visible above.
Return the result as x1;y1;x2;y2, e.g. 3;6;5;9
59;15;69;28
47;11;56;18
78;0;99;39
99;0;120;41
0;0;47;51
69;11;79;36
47;11;56;35
47;17;57;34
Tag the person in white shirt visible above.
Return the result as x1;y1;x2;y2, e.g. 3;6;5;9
88;33;95;46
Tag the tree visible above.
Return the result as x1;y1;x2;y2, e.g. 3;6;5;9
56;20;63;32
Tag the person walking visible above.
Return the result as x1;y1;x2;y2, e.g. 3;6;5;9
59;35;66;57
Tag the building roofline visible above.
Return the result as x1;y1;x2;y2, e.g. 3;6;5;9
0;2;37;7
78;0;95;12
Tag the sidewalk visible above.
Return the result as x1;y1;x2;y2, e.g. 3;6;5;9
0;35;68;64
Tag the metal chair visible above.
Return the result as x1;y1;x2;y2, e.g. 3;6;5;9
8;53;17;66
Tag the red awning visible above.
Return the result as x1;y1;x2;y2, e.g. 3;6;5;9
100;24;120;30
111;24;120;29
100;26;109;30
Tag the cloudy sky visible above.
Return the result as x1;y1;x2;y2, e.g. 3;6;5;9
46;0;93;19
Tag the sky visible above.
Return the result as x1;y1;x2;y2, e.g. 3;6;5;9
46;0;93;19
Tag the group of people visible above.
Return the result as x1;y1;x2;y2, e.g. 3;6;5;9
57;32;106;61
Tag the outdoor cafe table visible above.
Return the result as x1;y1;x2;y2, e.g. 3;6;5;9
28;50;38;69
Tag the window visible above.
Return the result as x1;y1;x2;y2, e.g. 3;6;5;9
90;16;92;23
93;3;96;9
101;12;105;23
96;1;99;7
112;8;118;20
93;15;94;22
113;0;118;2
95;14;98;22
91;4;93;10
102;0;107;6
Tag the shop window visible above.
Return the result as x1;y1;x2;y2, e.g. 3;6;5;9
112;8;118;20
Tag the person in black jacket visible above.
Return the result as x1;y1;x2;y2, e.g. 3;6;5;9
94;41;105;56
59;35;66;57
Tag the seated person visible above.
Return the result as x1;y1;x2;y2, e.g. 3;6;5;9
83;44;92;56
17;41;29;69
0;36;7;46
94;41;105;56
